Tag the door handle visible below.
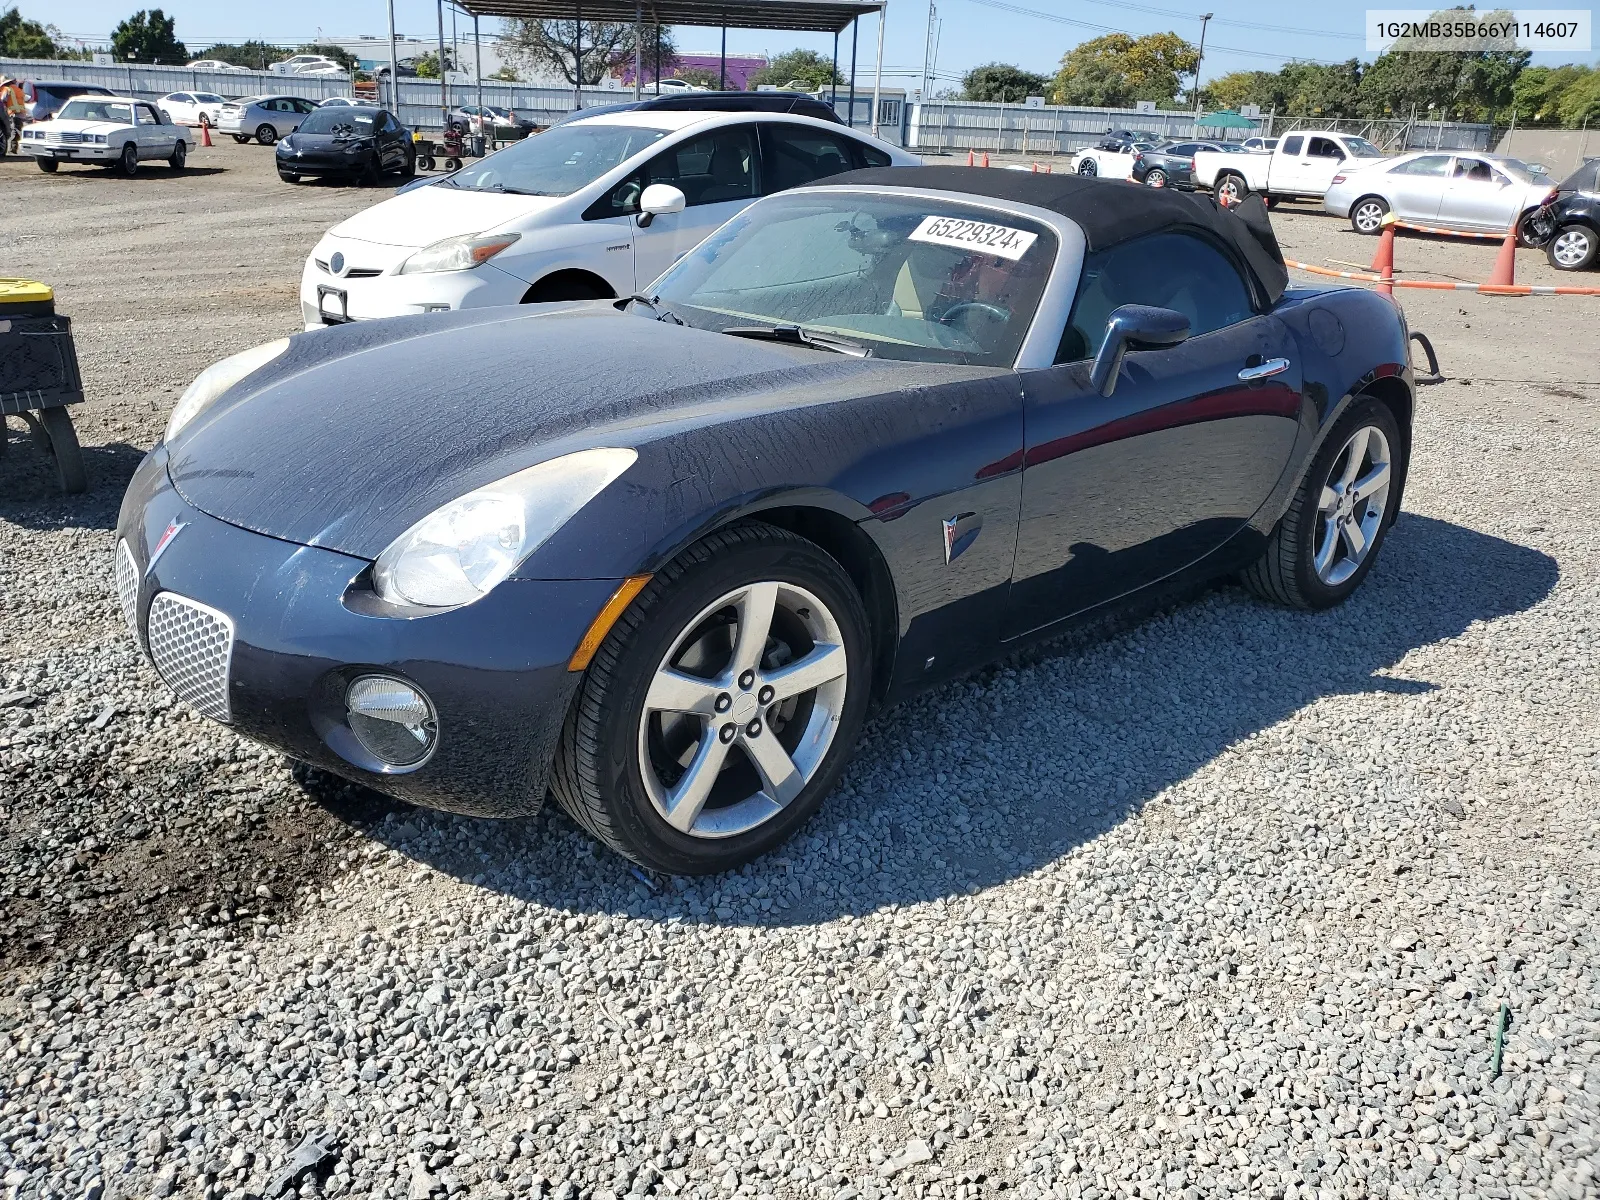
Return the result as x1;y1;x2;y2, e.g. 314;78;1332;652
1238;357;1290;381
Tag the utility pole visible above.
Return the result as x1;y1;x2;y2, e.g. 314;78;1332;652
921;0;937;101
1193;12;1211;117
871;1;887;138
436;0;448;131
386;0;399;115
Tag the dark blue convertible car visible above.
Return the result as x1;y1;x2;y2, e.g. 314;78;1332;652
117;168;1422;874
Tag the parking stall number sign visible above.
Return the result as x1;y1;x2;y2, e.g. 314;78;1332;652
909;215;1039;261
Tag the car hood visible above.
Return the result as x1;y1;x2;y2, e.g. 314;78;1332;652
166;306;910;560
42;120;128;135
326;184;558;247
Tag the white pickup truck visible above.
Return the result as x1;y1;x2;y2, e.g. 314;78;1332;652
1193;131;1388;206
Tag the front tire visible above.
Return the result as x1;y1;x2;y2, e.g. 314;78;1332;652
1547;224;1598;271
1144;167;1167;188
118;143;138;176
1241;397;1402;610
1215;172;1248;206
1077;157;1098;176
552;523;872;875
36;157;59;173
1350;195;1389;235
232;134;251;144
255;124;277;146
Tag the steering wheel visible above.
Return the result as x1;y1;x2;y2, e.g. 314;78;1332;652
941;302;1010;327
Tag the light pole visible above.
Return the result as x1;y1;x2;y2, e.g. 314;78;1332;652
1193;12;1211;119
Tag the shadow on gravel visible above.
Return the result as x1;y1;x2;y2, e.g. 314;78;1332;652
0;429;146;530
323;512;1559;926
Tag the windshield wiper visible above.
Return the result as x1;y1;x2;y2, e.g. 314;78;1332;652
621;293;684;324
721;325;871;357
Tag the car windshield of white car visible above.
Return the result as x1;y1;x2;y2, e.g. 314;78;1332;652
299;110;376;136
1344;137;1382;157
59;100;132;123
445;123;669;196
649;193;1057;368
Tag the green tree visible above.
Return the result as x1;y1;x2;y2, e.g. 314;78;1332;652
502;19;676;87
746;48;839;90
960;62;1050;103
1203;70;1282;113
488;64;520;82
1281;59;1364;118
413;50;454;78
110;8;186;64
1051;32;1198;108
1358;6;1526;119
0;6;62;57
1511;65;1585;124
201;40;280;70
1558;69;1600;126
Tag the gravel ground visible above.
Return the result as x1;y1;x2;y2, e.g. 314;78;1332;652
3;141;1598;1200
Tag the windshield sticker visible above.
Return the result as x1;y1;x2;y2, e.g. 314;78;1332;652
908;215;1039;261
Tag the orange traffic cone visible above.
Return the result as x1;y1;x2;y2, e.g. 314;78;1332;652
1369;213;1396;296
1484;221;1518;288
967;149;974;166
200;120;212;147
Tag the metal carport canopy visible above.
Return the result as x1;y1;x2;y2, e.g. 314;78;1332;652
451;0;883;33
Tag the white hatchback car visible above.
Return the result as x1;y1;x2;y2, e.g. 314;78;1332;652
19;95;189;175
159;90;227;127
300;109;917;329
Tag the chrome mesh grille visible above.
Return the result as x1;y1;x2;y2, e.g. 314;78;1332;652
113;540;139;638
147;592;234;722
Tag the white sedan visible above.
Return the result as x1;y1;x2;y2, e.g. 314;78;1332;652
1324;150;1556;236
159;90;227;127
18;95;189;175
1071;142;1156;180
299;109;916;329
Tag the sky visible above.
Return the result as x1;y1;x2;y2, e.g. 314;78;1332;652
37;0;1600;90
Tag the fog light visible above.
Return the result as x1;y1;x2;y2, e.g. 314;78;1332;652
346;675;437;768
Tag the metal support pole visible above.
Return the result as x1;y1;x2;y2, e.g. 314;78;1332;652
831;31;838;102
633;0;642;99
655;21;661;93
574;0;583;110
847;18;858;127
387;0;400;115
474;13;483;136
437;0;448;130
871;2;887;138
720;21;727;91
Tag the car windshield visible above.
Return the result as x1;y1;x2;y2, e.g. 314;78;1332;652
58;99;132;123
1496;158;1540;181
298;109;377;135
445;123;668;195
196;93;223;103
649;193;1057;367
1344;137;1383;157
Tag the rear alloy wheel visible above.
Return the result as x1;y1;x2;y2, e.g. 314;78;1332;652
552;522;871;875
168;140;186;171
1144;168;1168;188
1242;398;1401;610
255;124;277;146
1077;157;1098;176
1215;172;1248;206
232;134;251;144
1547;225;1598;271
1350;196;1389;235
118;143;139;176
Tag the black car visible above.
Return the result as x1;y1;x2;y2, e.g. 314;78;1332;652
1097;127;1161;151
1541;158;1599;271
275;106;415;185
1130;140;1247;190
551;91;843;128
117;168;1421;875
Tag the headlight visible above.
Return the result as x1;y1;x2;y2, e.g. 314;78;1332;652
398;231;520;275
371;448;636;609
92;134;107;144
164;338;291;443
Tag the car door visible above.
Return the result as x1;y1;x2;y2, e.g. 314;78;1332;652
1297;136;1348;195
1273;134;1307;192
1383;154;1451;221
135;102;173;158
630;123;760;287
1005;230;1304;639
1438;156;1523;231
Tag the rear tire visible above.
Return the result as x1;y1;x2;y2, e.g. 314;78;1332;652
1144;167;1167;188
551;522;872;875
1241;397;1402;610
36;158;59;173
1215;172;1248;206
1546;224;1597;271
1077;157;1098;176
399;149;416;180
255;124;276;146
1350;195;1388;235
168;140;186;171
232;134;250;144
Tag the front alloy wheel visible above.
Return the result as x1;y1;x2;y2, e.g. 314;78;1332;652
1312;426;1393;587
1077;157;1098;176
552;522;871;874
1547;225;1597;271
1145;168;1167;188
1351;197;1388;235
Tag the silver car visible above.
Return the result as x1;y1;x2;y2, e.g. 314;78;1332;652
217;95;317;145
1324;150;1556;237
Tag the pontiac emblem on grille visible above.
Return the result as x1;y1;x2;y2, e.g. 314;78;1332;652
145;517;187;577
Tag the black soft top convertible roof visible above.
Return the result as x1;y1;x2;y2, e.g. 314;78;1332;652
808;166;1291;305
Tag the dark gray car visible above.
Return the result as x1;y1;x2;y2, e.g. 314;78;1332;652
1131;141;1247;190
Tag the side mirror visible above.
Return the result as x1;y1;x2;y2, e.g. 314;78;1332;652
1089;304;1190;397
637;183;686;228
